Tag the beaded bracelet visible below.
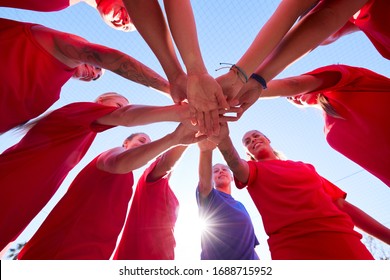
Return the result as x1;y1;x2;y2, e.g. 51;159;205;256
215;63;248;83
250;73;267;89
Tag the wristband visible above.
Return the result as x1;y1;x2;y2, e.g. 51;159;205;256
215;62;248;83
250;73;267;89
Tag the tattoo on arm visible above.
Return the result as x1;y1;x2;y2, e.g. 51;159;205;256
220;146;242;172
55;35;168;90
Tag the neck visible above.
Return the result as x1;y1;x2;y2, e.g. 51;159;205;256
256;150;278;161
216;184;231;195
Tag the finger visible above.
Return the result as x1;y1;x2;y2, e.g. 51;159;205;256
219;115;239;122
215;91;230;110
210;109;220;136
197;111;206;135
229;98;239;107
218;107;242;114
190;106;198;126
236;103;250;119
203;111;214;136
194;134;208;143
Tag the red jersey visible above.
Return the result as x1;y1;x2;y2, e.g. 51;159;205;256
18;156;134;260
0;0;70;12
295;64;390;187
113;158;179;260
235;160;373;260
0;18;75;133
0;102;116;251
350;0;390;59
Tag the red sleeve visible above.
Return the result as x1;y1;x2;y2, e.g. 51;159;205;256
234;161;257;189
320;177;347;200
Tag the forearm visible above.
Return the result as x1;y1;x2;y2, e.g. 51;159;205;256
217;137;249;184
96;104;190;126
236;0;316;75
337;200;390;245
78;44;170;93
163;0;206;74
261;75;323;98
253;0;368;82
112;133;179;174
198;150;213;195
148;145;188;181
122;0;185;80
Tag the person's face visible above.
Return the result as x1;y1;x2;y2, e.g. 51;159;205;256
72;64;104;81
242;130;272;160
97;0;135;32
123;133;151;150
97;94;129;108
212;164;233;188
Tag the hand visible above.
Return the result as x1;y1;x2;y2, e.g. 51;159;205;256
97;0;135;32
208;122;230;145
172;123;207;145
234;79;263;119
218;107;243;123
216;70;245;106
169;72;188;104
197;139;217;152
187;73;229;136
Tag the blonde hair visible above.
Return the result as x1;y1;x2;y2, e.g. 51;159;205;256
122;132;144;147
317;94;344;119
95;92;129;104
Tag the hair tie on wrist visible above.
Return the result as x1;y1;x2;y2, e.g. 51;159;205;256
215;62;248;83
250;73;267;89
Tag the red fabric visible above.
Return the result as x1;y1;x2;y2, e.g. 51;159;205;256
113;158;179;260
0;102;116;251
0;18;75;133
299;64;390;187
350;0;390;59
235;160;373;260
18;157;134;260
0;0;70;12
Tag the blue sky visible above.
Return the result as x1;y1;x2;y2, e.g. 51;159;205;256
0;1;389;260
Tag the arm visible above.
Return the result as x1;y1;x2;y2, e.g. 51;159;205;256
163;0;229;135
197;140;217;198
253;0;369;83
216;0;319;102
320;21;360;45
146;145;188;182
210;123;250;184
122;0;187;103
236;0;318;76
234;68;341;118
95;103;191;126
234;0;368;110
334;198;390;245
232;73;325;116
97;123;206;174
31;25;170;94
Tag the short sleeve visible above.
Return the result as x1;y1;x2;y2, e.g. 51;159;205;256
321;177;347;200
234;161;257;189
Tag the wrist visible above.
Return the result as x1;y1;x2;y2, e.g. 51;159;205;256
250;73;267;89
178;104;191;121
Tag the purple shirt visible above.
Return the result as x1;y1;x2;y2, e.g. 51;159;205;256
196;188;259;260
